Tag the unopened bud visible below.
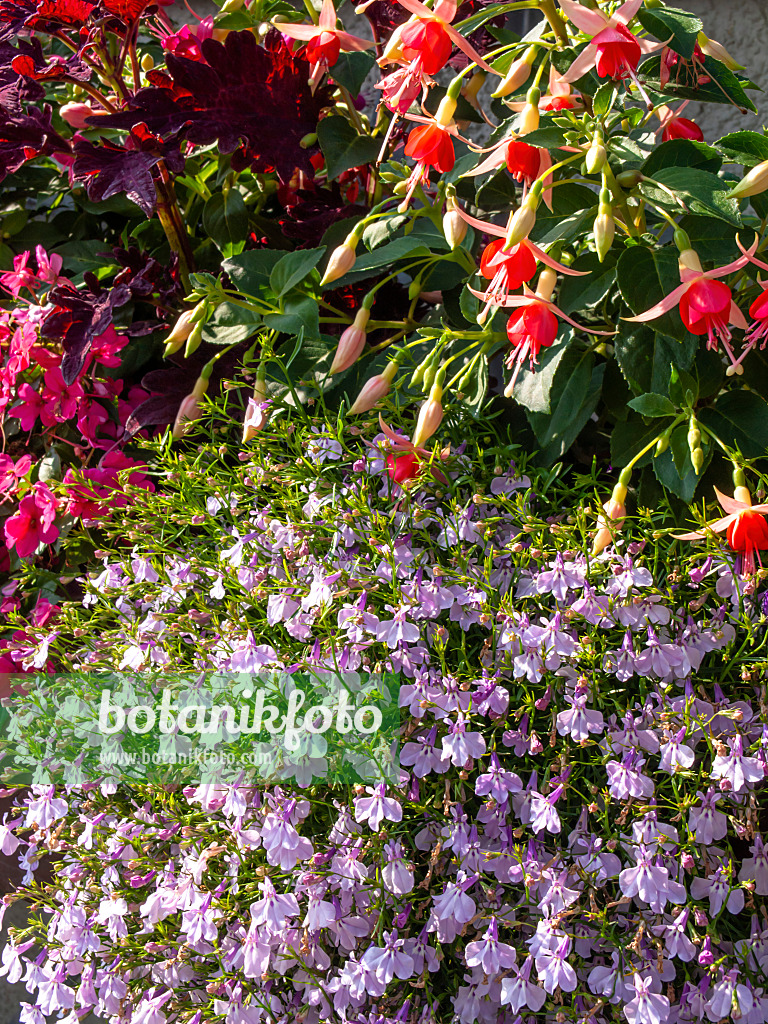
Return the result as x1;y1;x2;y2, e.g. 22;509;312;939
729;159;768;200
697;32;744;71
320;238;358;286
330;308;370;374
461;71;486;108
348;360;399;414
593;188;614;263
519;98;540;135
443;196;467;249
585;137;607;175
504;182;541;249
299;133;318;149
221;0;245;9
184;320;205;358
492;45;537;98
172;375;209;439
411;349;438;388
691;448;704;475
435;95;457;127
411;380;444;448
592;481;628;557
616;169;643;188
163;308;198;357
140;53;154;72
59;102;101;130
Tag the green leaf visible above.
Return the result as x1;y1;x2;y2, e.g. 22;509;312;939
317;116;379;181
557;251;617;315
642;139;722;176
699;390;768;459
459;282;480;325
640;167;742;226
613;324;697;397
636;6;702;59
716;130;768;167
57;240;119;277
526;348;605;463
201;301;261;347
264;295;320;341
611;415;661;468
330;236;430;288
677;216;754;264
616;245;694;343
511;331;572;414
269;247;325;298
202;190;248;258
222;250;284;295
330;51;376;95
653;424;709;501
627;392;677;417
529;183;598;245
362;215;408;251
515;124;569;149
638;54;758;114
592;81;617;119
475;168;520;211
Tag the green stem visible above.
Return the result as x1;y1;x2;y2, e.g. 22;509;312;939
625;416;686;471
538;0;569;46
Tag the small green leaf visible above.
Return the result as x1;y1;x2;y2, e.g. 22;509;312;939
511;331;572;414
202;190;249;257
627;393;677;417
362;215;408;251
637;6;702;59
613;323;696;397
201;302;261;346
317;116;379;181
269;247;325;298
264;295;321;341
717;130;768;167
222;250;285;295
592;81;617;119
529;183;598;245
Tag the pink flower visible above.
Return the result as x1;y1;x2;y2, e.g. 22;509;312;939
4;483;59;558
558;0;658;89
161;15;216;62
278;0;371;82
0;454;32;496
0;251;39;298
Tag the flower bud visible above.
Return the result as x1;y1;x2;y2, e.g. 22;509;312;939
534;266;557;302
442;196;467;249
411;380;443;449
461;71;486;110
172;375;209;439
140;53;155;72
60;102;100;130
163;308;197;357
615;169;643;189
593;188;614;263
349;359;399;414
519;98;540;135
591;481;627;557
697;32;744;71
435;95;457;127
330;308;370;374
678;247;703;275
491;46;537;98
184;320;205;358
585;136;607;175
221;0;245;9
728;160;768;200
320;237;358;286
691;447;704;475
504;182;542;249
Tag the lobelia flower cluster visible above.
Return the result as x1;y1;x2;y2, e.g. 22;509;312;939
2;412;768;1024
0;245;156;605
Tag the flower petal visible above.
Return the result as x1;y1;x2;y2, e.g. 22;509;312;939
559;44;600;84
455;206;506;237
546;300;615;334
391;0;434;17
558;0;607;34
612;0;644;25
729;300;748;330
276;22;321;39
335;30;374;50
622;281;691;322
318;0;336;29
702;235;758;278
736;234;768;274
713;487;749;514
463;146;506;177
443;23;496;73
527;240;588;277
432;0;457;21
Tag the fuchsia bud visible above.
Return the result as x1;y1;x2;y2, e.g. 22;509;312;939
163;308;198;357
728;159;768;200
59;102;101;129
172;375;210;439
411;379;443;449
330;308;370;374
320;236;358;286
349;360;399;415
592;480;628;557
491;45;537;98
443;196;467;249
242;374;269;443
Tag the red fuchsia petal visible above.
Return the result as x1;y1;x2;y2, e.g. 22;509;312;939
683;277;731;316
306;31;341;65
749;288;768;320
400;18;453;74
558;0;608;35
387;451;421;484
661;117;703;142
727;509;768;554
481;239;537;287
592;24;642;79
713;486;750;514
505;140;540;182
405;123;454;172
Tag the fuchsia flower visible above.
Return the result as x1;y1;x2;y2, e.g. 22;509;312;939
558;0;658;85
674;486;768;577
278;0;372;82
625;240;758;371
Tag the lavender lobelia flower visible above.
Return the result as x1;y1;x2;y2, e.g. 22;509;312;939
624;973;671;1024
354;783;403;831
464;918;516;975
711;734;764;793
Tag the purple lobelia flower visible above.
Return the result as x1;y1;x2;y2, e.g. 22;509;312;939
464;918;516;975
624;974;671;1024
354;783;403;831
619;844;687;913
711;734;764;793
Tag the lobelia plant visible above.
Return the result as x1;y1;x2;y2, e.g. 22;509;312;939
0;0;768;525
1;407;768;1024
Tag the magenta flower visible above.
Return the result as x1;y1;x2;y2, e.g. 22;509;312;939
4;482;58;558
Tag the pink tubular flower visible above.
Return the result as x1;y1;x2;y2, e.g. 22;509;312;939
278;0;372;82
4;483;59;558
625;240;757;371
558;0;657;85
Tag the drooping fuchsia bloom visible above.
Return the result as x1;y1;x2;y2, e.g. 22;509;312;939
369;415;448;487
558;0;658;85
458;206;587;324
373;0;495;113
733;237;768;358
278;0;372;81
674;486;768;577
493;268;613;395
625;240;758;371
